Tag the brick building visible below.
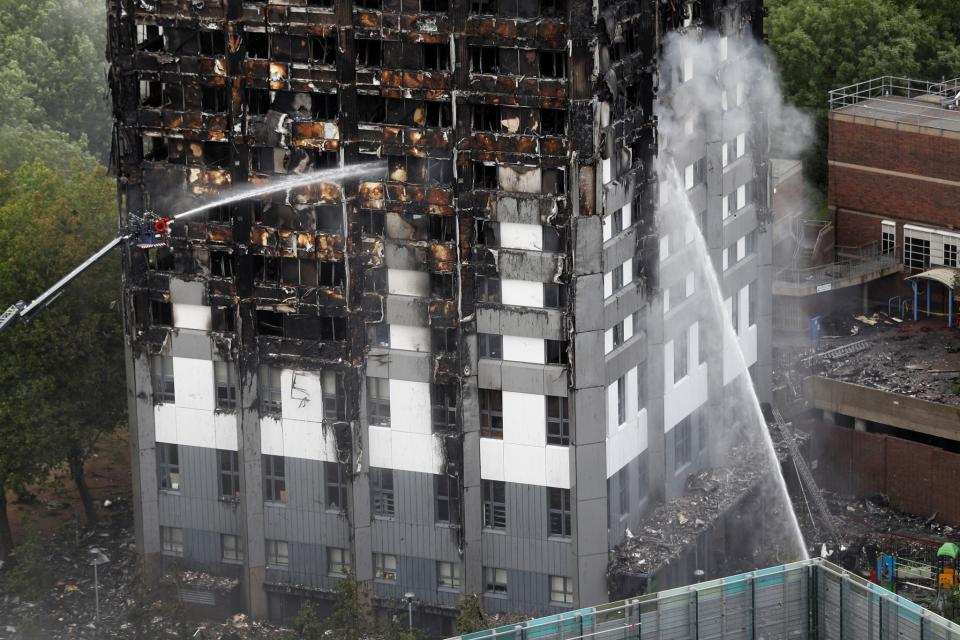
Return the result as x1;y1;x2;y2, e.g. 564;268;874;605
106;0;770;629
828;77;960;313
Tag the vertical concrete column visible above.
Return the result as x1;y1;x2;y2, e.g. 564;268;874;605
238;367;267;618
461;335;483;595
126;344;161;573
646;294;666;503
351;414;373;585
571;213;610;607
703;138;725;466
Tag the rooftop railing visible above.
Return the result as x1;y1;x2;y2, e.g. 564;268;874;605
829;76;960;130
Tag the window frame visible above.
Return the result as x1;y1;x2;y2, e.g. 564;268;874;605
479;389;503;439
548;488;571;538
374;552;398;582
484;566;508;595
435;474;461;525
371;467;396;518
214;361;237;411
218;449;240;499
482;480;506;530
161;526;184;556
328;546;350;576
152;355;176;403
265;539;289;568
545;395;570;446
158;443;181;492
325;461;348;513
262;454;287;504
221;533;244;563
438;560;462;590
550;575;574;605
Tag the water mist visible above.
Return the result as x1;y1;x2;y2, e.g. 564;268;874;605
655;30;813;561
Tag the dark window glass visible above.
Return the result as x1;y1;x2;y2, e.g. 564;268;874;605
482;480;506;529
545;340;569;365
325;461;348;512
675;417;691;469
540;108;566;135
246;32;269;59
548;488;571;537
674;330;688;381
432;384;458;432
310;35;336;64
367;377;390;426
473;104;501;132
263;455;286;503
219;449;240;499
470;46;499;74
478;333;502;359
422;43;450;71
477;274;501;303
435;474;461;525
356;38;382;66
539;50;567;78
479;389;503;439
473;162;498;189
158;443;180;491
545;396;569;445
371;468;395;517
543;283;567;309
152;355;175;403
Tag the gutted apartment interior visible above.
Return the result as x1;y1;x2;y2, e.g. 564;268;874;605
107;0;770;629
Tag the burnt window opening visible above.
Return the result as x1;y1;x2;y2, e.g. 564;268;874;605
280;258;314;286
473;162;498;189
142;136;167;162
478;333;502;360
470;46;499;74
150;299;173;327
435;474;460;525
325;461;348;513
357;95;386;124
309;35;337;65
424;101;452;127
482;480;506;529
426;158;454;185
212;306;236;333
431;272;455;299
214;361;237;411
422;0;449;10
198;30;226;56
203;141;230;168
316;205;342;233
470;0;496;14
430;215;456;243
359;211;386;236
367;322;390;347
539;50;567;78
479;389;503;439
152;355;176;403
147;246;176;271
247;88;271;115
246;32;269;59
259;366;282;414
548;488;572;537
422;43;450;71
253;256;281;283
543;283;568;309
356;0;382;8
542;226;566;252
160;84;186;111
473;275;499;304
140;80;162;107
257;310;285;337
355;38;382;67
546;395;570;445
319;261;346;287
137;24;165;52
322;371;346;421
210;251;234;278
475;219;499;247
540;108;566;136
251;147;276;173
432;327;458;354
308;149;339;170
545;339;569;365
431;384;458;432
613;321;624;348
307;0;334;6
364;268;387;293
472;104;501;132
312;93;338;120
206;205;232;223
540;0;566;17
319;316;347;341
542;167;567;195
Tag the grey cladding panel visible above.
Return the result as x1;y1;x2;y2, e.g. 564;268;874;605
157;444;241;534
370;470;460;560
261;457;350;547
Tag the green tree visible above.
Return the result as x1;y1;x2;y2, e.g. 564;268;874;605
766;0;960;185
0;161;124;553
294;601;326;640
0;0;110;162
324;573;375;640
455;595;486;635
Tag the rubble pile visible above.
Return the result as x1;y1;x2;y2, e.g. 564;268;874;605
814;323;960;406
0;502;289;639
608;444;767;576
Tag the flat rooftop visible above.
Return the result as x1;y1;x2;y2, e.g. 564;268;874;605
829;76;960;134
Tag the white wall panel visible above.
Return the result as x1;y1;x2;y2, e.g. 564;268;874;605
214;413;238;451
155;404;178;444
606;408;648;478
172;304;212;331
260;416;284;457
502;335;544;364
501;279;544;307
504;444;545;486
499;222;542;251
172;357;215;411
391;430;442;475
544;446;570;489
502;391;546;447
390;324;430;352
280;418;337;461
480;438;505;481
368;426;392;468
724;323;758;386
173;407;216;448
281;369;324;423
389;379;432;434
664;325;708;430
388;269;430;297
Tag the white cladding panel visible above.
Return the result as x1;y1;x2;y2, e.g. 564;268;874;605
607;408;648;478
388;269;430;297
502;335;545;364
172;357;215;411
390;324;430;352
499;222;543;251
502;391;546;447
281;369;324;423
389;379;432;435
501;279;544;307
173;304;212;331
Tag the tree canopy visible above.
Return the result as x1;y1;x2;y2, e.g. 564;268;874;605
766;0;960;184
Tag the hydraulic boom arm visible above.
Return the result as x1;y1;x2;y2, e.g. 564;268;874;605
0;234;129;335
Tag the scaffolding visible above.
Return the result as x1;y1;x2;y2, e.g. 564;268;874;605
449;559;960;640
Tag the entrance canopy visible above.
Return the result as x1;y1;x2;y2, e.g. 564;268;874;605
906;267;959;325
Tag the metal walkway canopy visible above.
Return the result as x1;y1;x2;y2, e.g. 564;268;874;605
907;267;958;325
448;559;960;640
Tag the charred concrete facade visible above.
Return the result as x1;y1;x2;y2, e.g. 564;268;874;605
107;0;770;627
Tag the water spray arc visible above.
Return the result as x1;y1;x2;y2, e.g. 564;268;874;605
0;162;386;336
